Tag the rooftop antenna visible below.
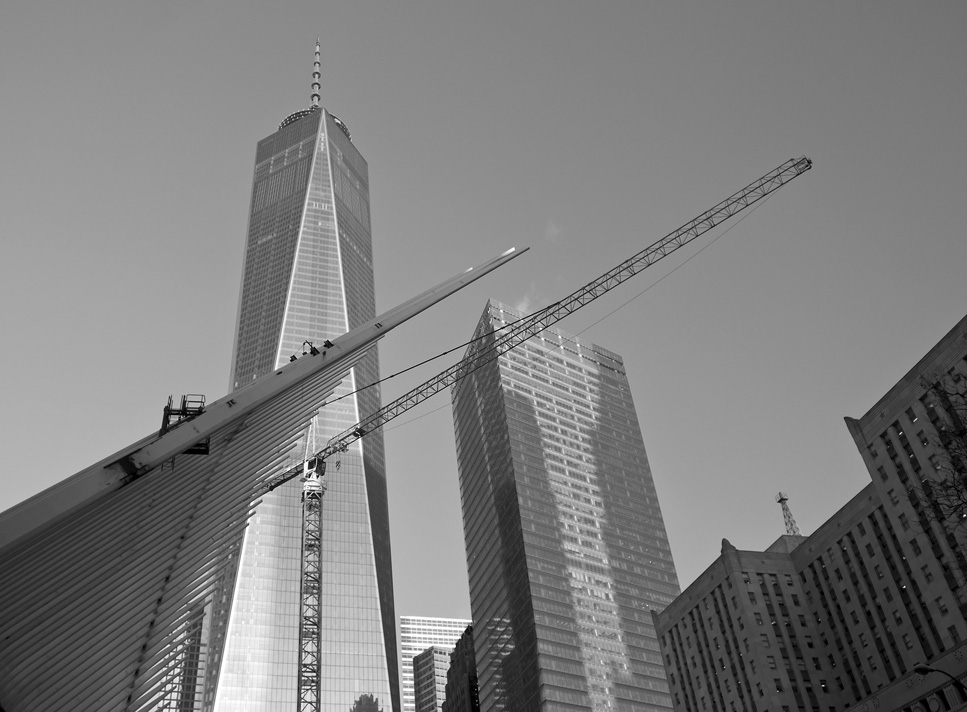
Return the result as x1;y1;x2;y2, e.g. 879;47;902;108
310;38;321;108
776;492;802;536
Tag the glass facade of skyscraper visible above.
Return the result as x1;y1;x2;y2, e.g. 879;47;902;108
451;301;680;712
214;106;398;711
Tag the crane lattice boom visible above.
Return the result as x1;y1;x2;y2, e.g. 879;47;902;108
264;156;812;495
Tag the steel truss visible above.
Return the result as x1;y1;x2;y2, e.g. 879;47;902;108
297;458;325;712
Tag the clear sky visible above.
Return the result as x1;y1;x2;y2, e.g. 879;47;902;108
1;2;965;623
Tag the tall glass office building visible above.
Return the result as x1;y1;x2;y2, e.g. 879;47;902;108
451;301;680;712
213;47;399;712
399;616;471;712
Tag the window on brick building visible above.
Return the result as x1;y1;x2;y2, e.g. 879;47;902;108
910;538;921;556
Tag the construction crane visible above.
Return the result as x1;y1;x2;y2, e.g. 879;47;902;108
776;491;803;536
271;156;813;711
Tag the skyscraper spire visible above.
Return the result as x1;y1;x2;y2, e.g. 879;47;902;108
310;38;321;108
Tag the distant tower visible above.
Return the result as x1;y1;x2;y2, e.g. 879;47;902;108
776;492;802;536
400;617;471;712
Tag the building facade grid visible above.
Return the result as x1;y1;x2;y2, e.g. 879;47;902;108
400;617;471;712
413;646;453;712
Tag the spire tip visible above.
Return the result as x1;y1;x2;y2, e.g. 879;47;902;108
310;39;321;109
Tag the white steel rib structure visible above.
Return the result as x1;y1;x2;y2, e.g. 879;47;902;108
0;247;523;712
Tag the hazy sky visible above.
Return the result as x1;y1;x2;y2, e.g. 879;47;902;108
1;2;966;623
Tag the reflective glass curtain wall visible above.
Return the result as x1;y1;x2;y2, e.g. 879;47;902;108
451;301;679;712
214;107;399;712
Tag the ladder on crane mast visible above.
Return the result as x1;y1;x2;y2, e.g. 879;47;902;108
277;156;813;712
297;420;325;710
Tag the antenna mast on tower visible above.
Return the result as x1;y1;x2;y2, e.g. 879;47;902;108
310;38;321;108
776;492;802;536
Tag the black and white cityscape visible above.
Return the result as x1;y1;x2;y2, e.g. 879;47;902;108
1;5;966;712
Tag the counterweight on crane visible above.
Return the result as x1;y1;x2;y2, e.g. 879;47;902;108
276;156;813;712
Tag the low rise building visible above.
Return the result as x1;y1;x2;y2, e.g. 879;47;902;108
655;313;967;712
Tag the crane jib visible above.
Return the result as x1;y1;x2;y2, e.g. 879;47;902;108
271;156;813;490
